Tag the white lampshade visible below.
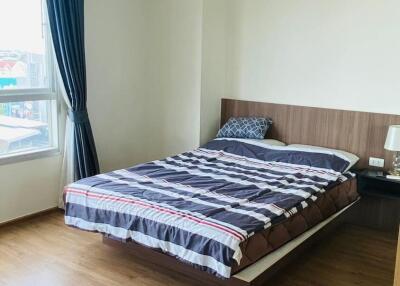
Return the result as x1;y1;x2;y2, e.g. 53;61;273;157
385;125;400;151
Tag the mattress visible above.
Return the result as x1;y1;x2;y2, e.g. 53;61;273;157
232;176;358;273
64;138;358;279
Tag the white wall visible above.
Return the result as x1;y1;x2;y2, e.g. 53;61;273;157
0;156;61;223
85;0;152;172
200;0;228;144
201;0;400;142
86;0;203;172
143;0;203;158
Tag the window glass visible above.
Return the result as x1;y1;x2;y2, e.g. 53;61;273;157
0;0;49;90
0;100;56;155
0;0;58;161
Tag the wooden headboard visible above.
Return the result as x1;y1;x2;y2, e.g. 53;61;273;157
221;98;400;170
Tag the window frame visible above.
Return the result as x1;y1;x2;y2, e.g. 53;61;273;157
0;0;61;165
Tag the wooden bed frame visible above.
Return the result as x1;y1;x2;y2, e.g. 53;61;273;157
103;99;400;285
103;201;357;286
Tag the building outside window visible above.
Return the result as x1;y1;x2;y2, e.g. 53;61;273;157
0;0;59;162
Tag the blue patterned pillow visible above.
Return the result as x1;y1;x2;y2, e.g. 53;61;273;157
217;117;272;139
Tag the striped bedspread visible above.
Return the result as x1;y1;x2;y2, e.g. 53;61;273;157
64;138;353;278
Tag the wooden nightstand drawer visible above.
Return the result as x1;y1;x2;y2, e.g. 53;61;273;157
357;170;400;199
345;170;400;233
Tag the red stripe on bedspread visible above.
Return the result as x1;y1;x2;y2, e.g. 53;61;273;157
64;188;245;241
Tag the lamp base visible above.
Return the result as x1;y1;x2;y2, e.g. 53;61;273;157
388;170;400;176
388;151;400;177
386;174;400;180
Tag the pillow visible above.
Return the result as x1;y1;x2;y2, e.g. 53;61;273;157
247;139;286;146
217;117;272;139
288;144;359;171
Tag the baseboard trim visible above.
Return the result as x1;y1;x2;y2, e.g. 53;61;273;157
0;207;63;227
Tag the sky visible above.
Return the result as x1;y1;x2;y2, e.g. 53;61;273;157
0;0;45;54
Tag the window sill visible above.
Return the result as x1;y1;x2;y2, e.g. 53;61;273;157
0;147;61;166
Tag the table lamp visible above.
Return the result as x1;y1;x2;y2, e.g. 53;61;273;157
384;125;400;177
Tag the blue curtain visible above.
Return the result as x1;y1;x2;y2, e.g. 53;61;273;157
47;0;99;180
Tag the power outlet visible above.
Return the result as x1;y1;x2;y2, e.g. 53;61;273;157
369;157;385;168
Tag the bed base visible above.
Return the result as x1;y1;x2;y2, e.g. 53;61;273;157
103;237;244;286
102;200;359;286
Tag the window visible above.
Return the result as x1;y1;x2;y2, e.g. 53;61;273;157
0;0;59;162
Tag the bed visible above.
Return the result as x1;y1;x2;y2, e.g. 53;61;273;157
64;99;400;286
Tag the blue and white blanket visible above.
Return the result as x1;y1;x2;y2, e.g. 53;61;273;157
64;138;353;278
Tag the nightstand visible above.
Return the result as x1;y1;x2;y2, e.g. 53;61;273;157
346;170;400;233
356;170;400;199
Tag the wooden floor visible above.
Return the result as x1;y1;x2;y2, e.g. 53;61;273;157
0;211;396;286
